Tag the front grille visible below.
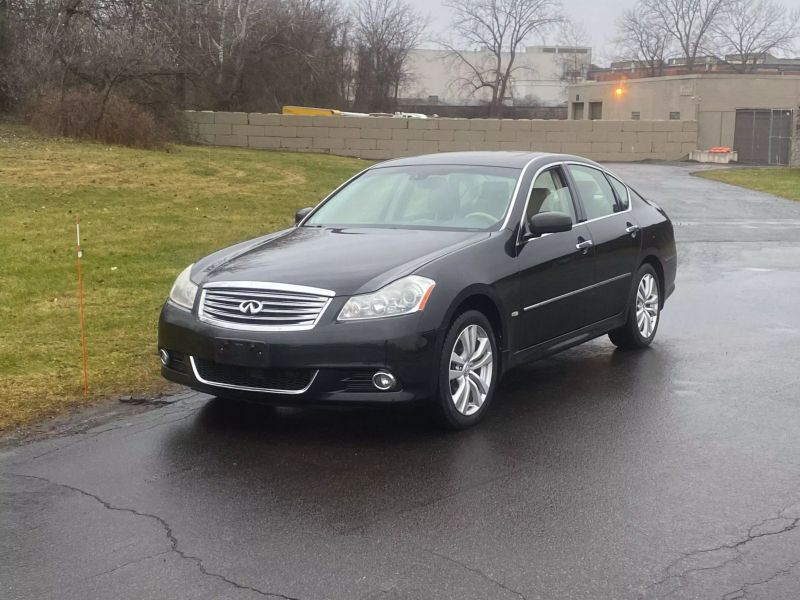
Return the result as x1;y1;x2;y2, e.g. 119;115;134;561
199;283;333;331
191;357;316;393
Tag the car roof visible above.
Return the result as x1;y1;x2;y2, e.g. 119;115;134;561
373;151;602;170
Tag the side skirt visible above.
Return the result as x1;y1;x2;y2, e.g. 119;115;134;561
507;313;628;370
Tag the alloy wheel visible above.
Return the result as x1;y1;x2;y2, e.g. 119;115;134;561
635;273;659;338
448;324;493;416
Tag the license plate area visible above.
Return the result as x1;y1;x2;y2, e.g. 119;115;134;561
214;339;269;367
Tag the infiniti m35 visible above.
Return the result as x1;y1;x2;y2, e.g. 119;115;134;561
159;152;676;428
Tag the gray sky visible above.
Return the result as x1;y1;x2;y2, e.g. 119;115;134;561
411;0;633;65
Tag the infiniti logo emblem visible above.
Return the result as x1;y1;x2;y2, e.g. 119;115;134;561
239;300;264;315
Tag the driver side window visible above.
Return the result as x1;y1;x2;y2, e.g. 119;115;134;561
527;168;576;223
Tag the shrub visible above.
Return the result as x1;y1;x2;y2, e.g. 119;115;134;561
30;89;169;149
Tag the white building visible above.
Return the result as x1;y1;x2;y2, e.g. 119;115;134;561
401;45;592;106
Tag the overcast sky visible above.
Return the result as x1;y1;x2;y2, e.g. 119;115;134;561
411;0;633;65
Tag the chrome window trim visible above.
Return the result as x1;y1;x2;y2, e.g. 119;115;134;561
515;160;572;245
500;157;545;230
303;159;540;233
604;171;631;210
522;272;632;312
197;281;335;332
189;356;318;395
563;161;633;224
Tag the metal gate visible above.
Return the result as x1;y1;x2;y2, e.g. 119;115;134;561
733;109;793;165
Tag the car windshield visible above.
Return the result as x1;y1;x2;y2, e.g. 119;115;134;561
304;164;521;231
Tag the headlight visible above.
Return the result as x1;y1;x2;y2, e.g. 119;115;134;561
169;265;198;311
338;276;435;321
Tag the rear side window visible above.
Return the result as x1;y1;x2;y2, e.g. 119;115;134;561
605;174;630;210
568;165;618;220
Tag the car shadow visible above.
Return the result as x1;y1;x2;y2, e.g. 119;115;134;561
155;340;674;535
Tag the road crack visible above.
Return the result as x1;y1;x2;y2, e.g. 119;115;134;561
721;559;800;599
646;510;800;597
10;473;302;600
83;550;172;580
426;548;529;600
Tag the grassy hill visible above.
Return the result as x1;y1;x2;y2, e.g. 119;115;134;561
0;124;366;431
695;167;800;201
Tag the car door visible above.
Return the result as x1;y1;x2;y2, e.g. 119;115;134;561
516;165;598;350
567;164;642;320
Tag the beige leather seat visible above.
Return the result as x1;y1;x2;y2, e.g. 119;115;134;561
527;187;552;217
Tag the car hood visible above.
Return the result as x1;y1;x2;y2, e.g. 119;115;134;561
193;226;489;296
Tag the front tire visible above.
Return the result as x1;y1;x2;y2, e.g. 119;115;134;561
609;264;661;350
433;310;498;430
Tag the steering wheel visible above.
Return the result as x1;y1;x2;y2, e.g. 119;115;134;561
463;212;497;226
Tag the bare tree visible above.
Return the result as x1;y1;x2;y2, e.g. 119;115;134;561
556;19;590;84
352;0;425;112
441;0;562;117
615;3;671;76
643;0;727;72
0;0;10;109
0;0;394;119
710;0;799;72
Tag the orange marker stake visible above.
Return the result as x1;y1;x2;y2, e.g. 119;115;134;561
76;217;89;400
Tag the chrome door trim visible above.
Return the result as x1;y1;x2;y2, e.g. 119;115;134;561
189;356;319;395
522;272;631;312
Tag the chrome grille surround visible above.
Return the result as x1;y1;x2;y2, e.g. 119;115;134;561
189;356;318;394
198;281;335;331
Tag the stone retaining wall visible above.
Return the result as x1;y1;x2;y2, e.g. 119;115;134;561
184;111;698;162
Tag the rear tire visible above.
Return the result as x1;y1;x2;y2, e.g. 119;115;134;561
609;264;661;350
433;310;499;430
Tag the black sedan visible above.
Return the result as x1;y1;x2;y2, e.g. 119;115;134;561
159;152;676;428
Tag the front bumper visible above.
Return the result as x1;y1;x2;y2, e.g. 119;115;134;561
158;302;440;405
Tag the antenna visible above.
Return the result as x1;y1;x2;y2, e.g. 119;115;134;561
76;217;89;400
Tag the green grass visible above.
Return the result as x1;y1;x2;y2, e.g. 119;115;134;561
695;167;800;201
0;124;367;431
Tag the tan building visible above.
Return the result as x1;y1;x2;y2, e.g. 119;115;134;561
567;74;800;165
402;46;592;107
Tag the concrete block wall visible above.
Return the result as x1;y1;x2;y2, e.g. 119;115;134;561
184;111;698;162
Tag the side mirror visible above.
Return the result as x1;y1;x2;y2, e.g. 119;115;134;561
525;211;572;239
295;207;313;226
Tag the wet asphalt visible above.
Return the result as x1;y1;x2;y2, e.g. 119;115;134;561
2;163;800;600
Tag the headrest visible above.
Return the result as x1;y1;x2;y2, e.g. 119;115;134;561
528;187;551;214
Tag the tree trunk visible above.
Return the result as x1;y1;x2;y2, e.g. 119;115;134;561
94;78;118;139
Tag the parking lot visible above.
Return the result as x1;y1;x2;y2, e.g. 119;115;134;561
2;162;800;600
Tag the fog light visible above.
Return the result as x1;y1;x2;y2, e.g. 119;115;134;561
159;349;170;367
372;371;396;391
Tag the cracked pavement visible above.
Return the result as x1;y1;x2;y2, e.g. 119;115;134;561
2;163;800;599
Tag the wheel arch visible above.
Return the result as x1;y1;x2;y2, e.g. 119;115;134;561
444;287;507;354
640;254;665;308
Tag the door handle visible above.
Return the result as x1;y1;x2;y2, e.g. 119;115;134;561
626;223;640;235
575;239;593;251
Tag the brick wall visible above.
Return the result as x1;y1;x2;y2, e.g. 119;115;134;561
184;111;698;162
